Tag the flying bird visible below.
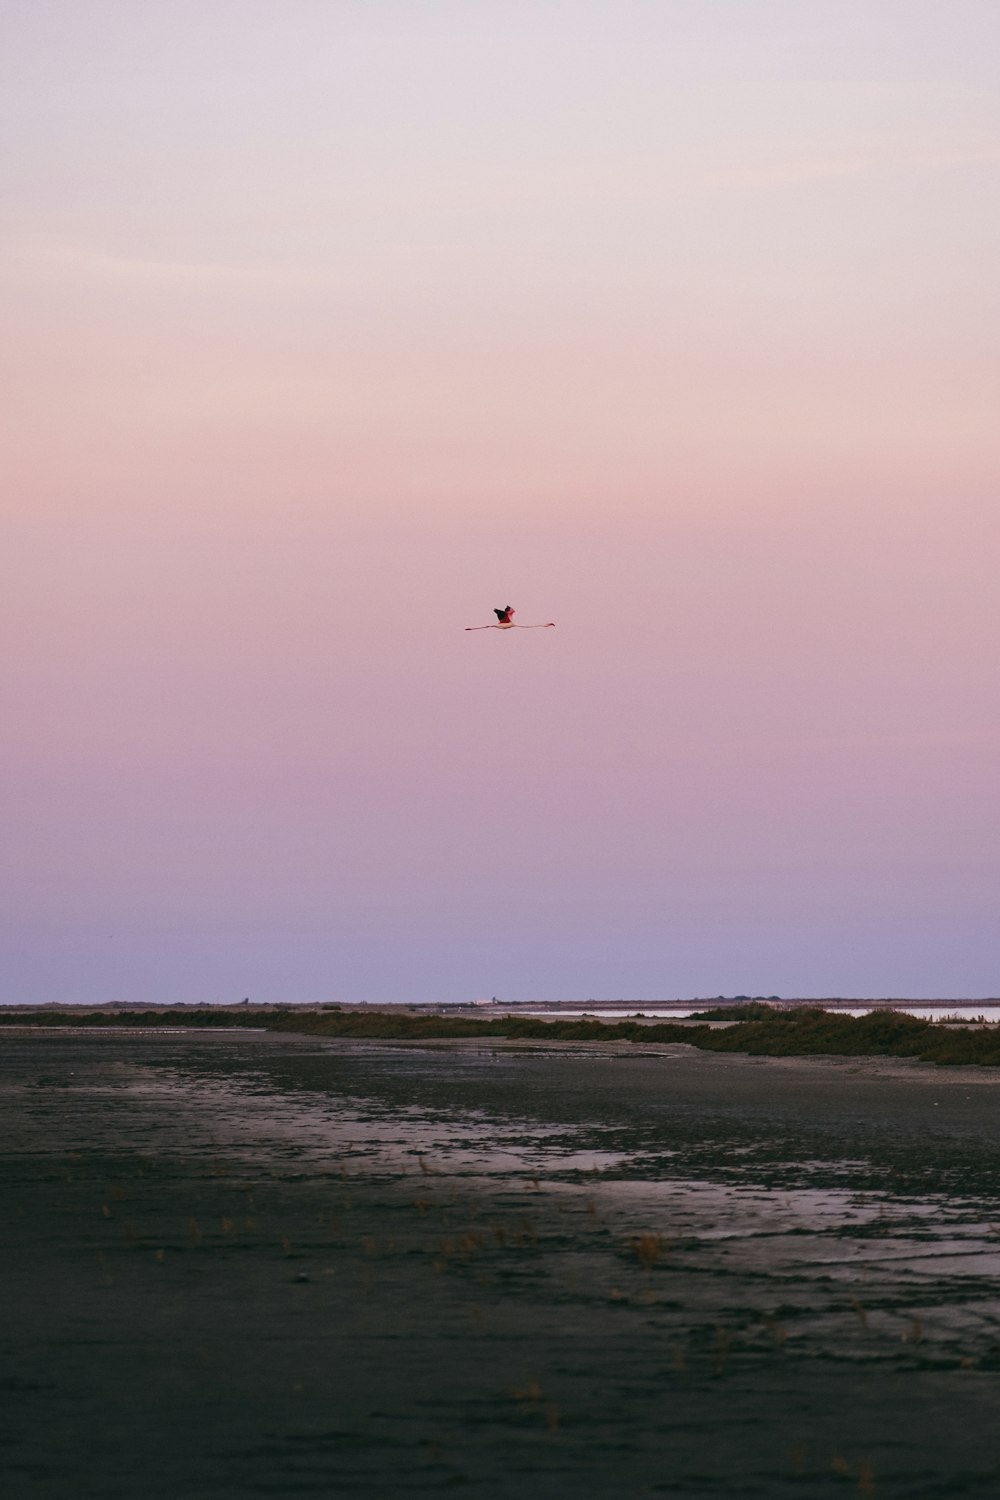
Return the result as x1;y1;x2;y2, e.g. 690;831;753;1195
465;606;555;631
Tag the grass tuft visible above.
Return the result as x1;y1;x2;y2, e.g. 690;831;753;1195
628;1232;667;1270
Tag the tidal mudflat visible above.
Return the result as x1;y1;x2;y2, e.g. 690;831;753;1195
3;1031;1000;1498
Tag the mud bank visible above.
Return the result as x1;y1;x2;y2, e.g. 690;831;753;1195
3;1031;999;1498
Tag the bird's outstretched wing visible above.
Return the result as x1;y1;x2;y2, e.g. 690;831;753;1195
467;604;553;631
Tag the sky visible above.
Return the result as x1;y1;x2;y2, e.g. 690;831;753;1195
2;1;1000;1004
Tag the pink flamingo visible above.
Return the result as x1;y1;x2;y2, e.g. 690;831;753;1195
465;606;555;632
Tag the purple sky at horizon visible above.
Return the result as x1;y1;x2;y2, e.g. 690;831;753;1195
3;1;1000;1004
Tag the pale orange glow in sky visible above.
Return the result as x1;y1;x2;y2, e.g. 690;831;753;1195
3;1;1000;1002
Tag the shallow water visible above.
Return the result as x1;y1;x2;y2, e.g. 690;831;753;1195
520;1003;1000;1022
3;1031;1000;1498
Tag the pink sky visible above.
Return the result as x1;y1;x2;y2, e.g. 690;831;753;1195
3;2;1000;1002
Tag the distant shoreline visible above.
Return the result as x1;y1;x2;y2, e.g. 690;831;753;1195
3;1002;1000;1067
3;996;1000;1014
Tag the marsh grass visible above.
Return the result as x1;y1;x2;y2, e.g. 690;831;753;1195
830;1454;877;1494
712;1325;732;1375
788;1443;809;1475
761;1313;787;1348
269;1005;1000;1066
628;1232;667;1270
12;1001;1000;1064
511;1382;560;1432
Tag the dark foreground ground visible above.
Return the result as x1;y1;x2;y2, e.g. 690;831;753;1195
2;1030;999;1499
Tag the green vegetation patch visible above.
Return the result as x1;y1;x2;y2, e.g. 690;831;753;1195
4;1005;1000;1066
265;1006;1000;1065
688;1008;1000;1066
267;1006;1000;1066
0;1007;264;1030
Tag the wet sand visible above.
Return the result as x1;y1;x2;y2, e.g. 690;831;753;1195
3;1030;1000;1498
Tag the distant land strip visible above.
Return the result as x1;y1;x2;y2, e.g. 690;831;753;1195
3;1004;1000;1067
